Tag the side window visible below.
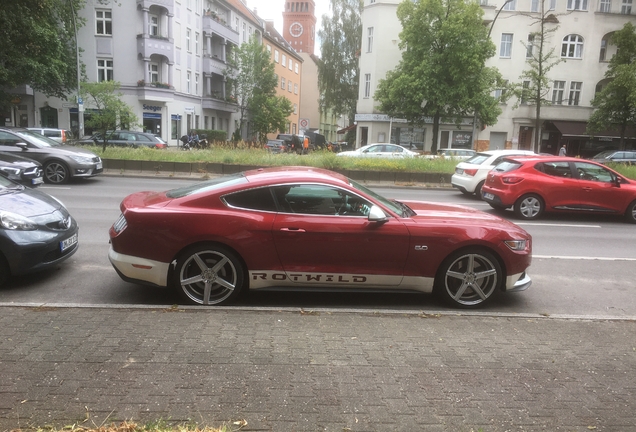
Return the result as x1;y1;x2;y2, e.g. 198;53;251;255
276;185;372;217
136;134;152;142
224;188;277;212
574;162;614;183
539;161;572;178
0;131;21;146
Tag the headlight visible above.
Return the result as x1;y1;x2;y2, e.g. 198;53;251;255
0;167;22;176
0;211;37;230
69;155;94;164
504;240;528;251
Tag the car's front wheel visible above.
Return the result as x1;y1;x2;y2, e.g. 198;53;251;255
626;200;636;224
174;245;245;306
436;249;502;308
44;160;70;184
514;194;544;220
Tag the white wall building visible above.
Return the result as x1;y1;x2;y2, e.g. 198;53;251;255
13;0;264;145
356;0;635;156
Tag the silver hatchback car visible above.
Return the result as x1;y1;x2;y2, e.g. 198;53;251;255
0;127;102;184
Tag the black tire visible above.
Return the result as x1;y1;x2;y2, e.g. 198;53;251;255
44;160;70;184
435;248;502;308
488;203;507;212
474;180;485;197
0;254;9;287
174;244;245;306
626;200;636;224
514;194;544;220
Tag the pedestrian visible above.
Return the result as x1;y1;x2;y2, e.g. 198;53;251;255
559;144;567;156
303;136;309;155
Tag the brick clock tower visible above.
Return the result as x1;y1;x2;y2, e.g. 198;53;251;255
282;1;317;54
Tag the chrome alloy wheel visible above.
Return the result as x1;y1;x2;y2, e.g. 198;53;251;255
177;248;242;305
440;252;500;307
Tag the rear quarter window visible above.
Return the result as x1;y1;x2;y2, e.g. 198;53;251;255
223;187;277;212
492;160;521;173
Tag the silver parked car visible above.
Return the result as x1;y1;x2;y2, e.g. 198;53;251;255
0;127;102;184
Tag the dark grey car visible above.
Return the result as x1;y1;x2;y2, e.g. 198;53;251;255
0;152;43;187
80;130;167;149
0;127;102;184
591;150;636;165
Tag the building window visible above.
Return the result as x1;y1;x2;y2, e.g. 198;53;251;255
295;62;299;74
503;0;516;10
600;0;611;11
493;79;508;100
195;73;199;94
274;50;279;62
567;0;588;10
195;32;199;55
526;34;535;58
367;27;374;53
267;44;272;53
294;83;298;94
562;34;583;58
186;29;191;52
242;23;246;41
282;54;287;66
568;81;582;105
531;0;539;11
289;58;293;70
97;59;113;82
96;10;112;35
288;81;292;92
599;39;607;61
149;63;159;83
281;77;285;90
552;80;565;104
622;0;632;13
364;73;371;98
520;80;530;104
187;71;191;94
549;0;557;9
500;33;513;57
293;104;298;114
235;17;239;32
149;15;159;36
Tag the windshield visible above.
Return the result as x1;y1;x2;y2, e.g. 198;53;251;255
14;130;60;148
348;179;410;216
0;175;23;193
592;151;614;160
166;173;247;198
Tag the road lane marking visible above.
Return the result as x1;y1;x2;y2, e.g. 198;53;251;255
534;255;636;261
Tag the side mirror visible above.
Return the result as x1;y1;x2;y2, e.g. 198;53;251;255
16;142;28;151
368;205;388;222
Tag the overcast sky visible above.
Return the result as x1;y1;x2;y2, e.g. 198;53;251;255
247;0;331;55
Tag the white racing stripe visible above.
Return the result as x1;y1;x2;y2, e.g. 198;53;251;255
534;255;636;261
518;222;602;228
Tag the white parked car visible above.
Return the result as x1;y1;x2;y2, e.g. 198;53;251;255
337;143;418;159
451;149;536;196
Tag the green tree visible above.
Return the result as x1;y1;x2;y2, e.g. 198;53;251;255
0;0;85;109
82;81;138;152
375;0;501;153
250;94;293;144
508;0;562;153
317;0;362;124
226;37;278;141
587;23;636;150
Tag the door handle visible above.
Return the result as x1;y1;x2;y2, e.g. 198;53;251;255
280;227;306;232
582;187;592;192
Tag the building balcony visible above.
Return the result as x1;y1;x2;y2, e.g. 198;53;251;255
137;0;174;14
203;55;228;76
202;95;238;113
203;15;239;45
136;81;175;102
137;34;174;63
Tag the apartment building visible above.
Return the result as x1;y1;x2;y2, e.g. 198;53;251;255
356;0;635;155
9;0;264;145
263;21;303;137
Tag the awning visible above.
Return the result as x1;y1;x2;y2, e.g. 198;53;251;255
550;121;635;139
337;124;356;134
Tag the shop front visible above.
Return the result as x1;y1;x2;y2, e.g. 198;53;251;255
142;104;163;138
542;121;636;158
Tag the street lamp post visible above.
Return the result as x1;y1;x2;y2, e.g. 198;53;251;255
69;0;84;138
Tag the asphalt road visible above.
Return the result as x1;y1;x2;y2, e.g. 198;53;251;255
1;176;635;318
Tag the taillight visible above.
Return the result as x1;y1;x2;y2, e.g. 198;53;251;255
464;169;478;177
502;176;524;184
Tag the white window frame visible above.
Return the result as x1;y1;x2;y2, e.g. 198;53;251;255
526;34;535;58
282;54;287;66
561;34;583;58
568;81;582;106
622;0;632;14
600;0;611;11
187;71;191;94
281;77;285;90
97;59;113;82
289;58;293;70
567;0;588;10
186;29;191;52
550;0;557;9
504;0;517;10
149;62;159;83
500;33;513;57
364;74;371;98
367;27;374;53
149;14;159;36
195;73;199;94
195;32;199;55
274;50;279;63
96;10;112;35
531;0;539;11
552;80;565;104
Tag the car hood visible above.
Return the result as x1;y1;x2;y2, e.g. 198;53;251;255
402;200;528;232
0;186;66;218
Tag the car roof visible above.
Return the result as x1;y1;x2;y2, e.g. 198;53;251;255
241;166;350;187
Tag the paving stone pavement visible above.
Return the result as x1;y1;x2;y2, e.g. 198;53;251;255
0;305;635;432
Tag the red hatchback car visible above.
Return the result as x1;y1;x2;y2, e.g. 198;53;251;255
109;167;532;308
481;156;636;223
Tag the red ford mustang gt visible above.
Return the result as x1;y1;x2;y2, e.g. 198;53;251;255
481;156;636;223
109;167;532;308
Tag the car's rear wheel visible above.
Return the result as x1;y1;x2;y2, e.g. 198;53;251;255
174;245;245;306
474;180;485;197
514;194;544;220
44;160;69;184
488;203;508;212
435;248;502;308
626;200;636;224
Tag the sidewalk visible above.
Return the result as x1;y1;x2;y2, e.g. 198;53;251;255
1;305;634;432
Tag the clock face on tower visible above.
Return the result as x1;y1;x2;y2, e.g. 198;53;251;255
290;22;304;37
